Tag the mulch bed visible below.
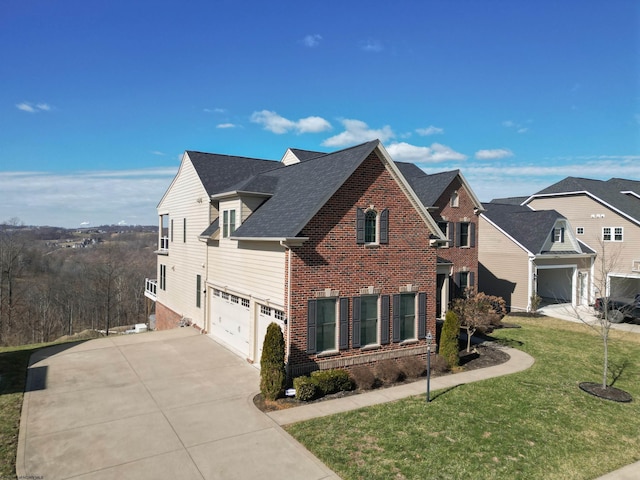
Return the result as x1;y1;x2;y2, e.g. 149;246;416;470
254;342;511;413
578;382;633;403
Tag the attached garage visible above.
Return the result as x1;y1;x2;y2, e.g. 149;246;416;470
255;304;285;365
208;289;251;357
536;266;574;304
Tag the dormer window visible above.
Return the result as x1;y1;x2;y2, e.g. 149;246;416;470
356;207;389;245
222;210;236;238
552;227;565;243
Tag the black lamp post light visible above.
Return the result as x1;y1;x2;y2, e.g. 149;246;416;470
426;330;433;402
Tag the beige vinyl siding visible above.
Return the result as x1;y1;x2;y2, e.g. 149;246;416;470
241;196;266;222
156;154;210;328
478;216;532;311
208;240;286;306
529;195;640;276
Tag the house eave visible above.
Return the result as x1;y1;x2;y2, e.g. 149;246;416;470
230;236;309;246
211;190;273;200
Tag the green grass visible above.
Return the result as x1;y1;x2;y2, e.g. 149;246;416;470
286;317;640;480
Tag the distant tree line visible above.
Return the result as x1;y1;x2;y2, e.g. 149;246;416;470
0;218;156;346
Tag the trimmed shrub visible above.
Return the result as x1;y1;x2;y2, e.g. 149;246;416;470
374;359;403;385
398;356;426;379
311;369;353;395
260;323;286;401
293;376;319;401
350;365;376;390
440;310;461;369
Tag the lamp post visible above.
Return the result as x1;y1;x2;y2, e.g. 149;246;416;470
426;330;433;402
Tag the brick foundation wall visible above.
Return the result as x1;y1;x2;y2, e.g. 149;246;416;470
287;152;438;372
155;302;183;330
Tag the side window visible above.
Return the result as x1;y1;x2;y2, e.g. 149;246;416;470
159;264;167;291
183;218;187;243
455;222;475;247
222;210;237;238
451;190;459;207
356;208;389;245
196;274;201;308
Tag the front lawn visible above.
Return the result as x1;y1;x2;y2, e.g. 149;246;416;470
286;317;640;480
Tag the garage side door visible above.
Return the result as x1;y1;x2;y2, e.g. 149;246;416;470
256;304;285;366
209;290;250;357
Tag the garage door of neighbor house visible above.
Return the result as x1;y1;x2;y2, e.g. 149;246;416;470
209;290;250;357
256;304;285;366
609;275;640;298
537;267;574;304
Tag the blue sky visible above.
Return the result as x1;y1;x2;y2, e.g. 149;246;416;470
1;0;639;227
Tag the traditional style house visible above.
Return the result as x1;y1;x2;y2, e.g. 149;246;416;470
145;140;451;376
479;201;595;312
523;177;640;299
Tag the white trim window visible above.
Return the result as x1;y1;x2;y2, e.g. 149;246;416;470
356;207;389;245
603;227;623;242
576;227;584;235
222;210;236;238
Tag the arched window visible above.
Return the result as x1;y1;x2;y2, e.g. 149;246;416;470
365;210;377;243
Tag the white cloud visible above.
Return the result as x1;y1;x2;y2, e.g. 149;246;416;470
303;34;322;47
151;151;166;156
361;39;382;52
503;119;529;134
475;148;514;160
387;142;467;163
250;110;331;134
416;126;444;136
216;123;237;129
16;102;51;113
0;168;177;227
322;119;394;147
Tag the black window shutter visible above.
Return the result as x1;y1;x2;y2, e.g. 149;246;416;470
380;208;389;244
352;297;361;348
418;292;426;339
339;298;349;350
356;208;365;244
392;294;401;343
551;228;556;243
454;272;461;288
561;228;565;243
470;223;476;247
448;222;454;244
307;299;317;354
381;295;390;345
469;271;475;287
455;222;462;247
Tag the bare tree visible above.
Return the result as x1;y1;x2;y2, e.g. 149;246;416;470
452;292;507;353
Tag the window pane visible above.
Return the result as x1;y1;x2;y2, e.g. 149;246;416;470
614;227;623;241
365;211;376;243
223;211;228;238
361;295;378;345
230;210;236;234
460;223;469;246
399;294;415;340
603;227;611;241
317;299;336;351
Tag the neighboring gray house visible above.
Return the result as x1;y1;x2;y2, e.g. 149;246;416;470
523;177;640;299
479;201;595;312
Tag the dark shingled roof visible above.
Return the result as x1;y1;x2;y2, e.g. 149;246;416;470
199;218;219;238
490;196;529;205
395;165;461;208
530;177;640;224
482;202;565;254
288;148;326;162
232;140;380;238
187;151;281;196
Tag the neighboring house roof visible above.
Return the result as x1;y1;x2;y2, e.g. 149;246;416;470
481;202;571;255
489;196;530;206
525;176;640;226
288;148;326;162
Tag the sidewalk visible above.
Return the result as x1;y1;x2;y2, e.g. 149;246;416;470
268;345;535;425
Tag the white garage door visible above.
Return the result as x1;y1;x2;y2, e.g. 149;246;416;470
209;290;250;357
256;304;285;366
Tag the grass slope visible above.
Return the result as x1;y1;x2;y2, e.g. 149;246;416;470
286;317;640;480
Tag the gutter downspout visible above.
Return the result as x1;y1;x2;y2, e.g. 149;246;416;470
280;240;292;380
528;255;536;312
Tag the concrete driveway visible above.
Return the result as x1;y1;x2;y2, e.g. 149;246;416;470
17;327;339;480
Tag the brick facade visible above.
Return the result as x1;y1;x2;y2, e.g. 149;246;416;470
155;302;183;330
433;177;479;297
286;153;438;375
